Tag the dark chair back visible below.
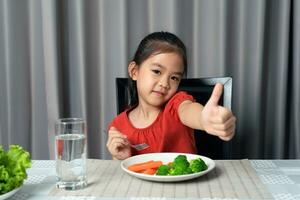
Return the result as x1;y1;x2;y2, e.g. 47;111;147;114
116;77;233;159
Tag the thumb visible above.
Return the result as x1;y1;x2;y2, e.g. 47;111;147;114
206;83;223;106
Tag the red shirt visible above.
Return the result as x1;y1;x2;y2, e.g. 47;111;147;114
108;91;197;155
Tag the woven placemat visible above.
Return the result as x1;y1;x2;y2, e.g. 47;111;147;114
49;159;273;199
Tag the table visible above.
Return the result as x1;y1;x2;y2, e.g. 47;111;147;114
7;159;300;200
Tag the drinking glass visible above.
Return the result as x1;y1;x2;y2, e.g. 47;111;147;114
55;118;87;190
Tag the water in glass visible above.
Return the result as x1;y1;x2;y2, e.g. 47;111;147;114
55;118;87;190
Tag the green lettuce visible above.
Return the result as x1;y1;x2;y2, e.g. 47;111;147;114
0;145;31;195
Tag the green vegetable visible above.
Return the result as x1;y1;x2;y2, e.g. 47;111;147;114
190;158;208;173
156;165;170;175
184;167;193;174
170;155;191;175
172;155;190;170
0;145;31;195
155;155;207;176
169;167;193;175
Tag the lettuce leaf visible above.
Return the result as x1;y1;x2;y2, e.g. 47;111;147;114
0;145;31;195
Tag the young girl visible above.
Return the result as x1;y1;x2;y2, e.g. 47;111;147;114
107;31;236;160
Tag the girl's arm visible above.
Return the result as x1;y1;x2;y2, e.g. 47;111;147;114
178;100;205;130
178;83;236;141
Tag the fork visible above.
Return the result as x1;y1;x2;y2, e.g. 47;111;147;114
130;143;149;151
103;130;149;151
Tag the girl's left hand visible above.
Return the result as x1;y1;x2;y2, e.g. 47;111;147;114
201;83;236;141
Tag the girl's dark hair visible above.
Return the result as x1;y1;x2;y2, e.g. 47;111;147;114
128;31;187;108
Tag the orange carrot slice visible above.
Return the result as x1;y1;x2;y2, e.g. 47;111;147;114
141;168;157;175
128;160;163;172
128;160;154;169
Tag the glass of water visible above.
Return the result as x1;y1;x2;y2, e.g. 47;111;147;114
55;118;87;190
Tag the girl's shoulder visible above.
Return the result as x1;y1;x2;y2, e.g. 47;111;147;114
108;110;130;129
165;91;195;111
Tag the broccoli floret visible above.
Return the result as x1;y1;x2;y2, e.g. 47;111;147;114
169;167;186;175
156;165;170;176
167;155;191;176
184;167;193;174
189;158;208;173
172;155;189;170
169;166;193;175
158;155;207;176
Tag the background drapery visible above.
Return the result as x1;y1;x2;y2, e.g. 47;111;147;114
0;0;299;159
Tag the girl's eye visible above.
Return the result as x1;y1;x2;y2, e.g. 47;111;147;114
152;70;161;75
171;76;180;82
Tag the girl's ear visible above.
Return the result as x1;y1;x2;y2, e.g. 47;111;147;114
128;61;138;80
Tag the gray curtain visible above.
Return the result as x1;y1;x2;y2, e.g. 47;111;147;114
0;0;299;159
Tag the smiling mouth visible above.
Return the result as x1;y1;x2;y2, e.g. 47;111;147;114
152;91;165;96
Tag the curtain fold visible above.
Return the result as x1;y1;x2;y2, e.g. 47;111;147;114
0;0;299;159
41;0;59;159
290;0;300;158
261;0;291;158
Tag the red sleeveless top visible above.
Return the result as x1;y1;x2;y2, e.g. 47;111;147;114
108;91;197;155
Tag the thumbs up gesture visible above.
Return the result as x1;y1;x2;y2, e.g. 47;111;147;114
201;83;236;141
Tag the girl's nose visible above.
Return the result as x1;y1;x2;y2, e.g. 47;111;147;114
159;79;170;89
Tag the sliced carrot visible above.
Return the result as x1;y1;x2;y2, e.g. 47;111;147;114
128;160;154;169
128;160;163;172
141;168;157;175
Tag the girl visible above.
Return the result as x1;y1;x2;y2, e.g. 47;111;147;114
107;31;236;160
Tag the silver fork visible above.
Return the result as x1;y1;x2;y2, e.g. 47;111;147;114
103;130;149;151
130;143;149;151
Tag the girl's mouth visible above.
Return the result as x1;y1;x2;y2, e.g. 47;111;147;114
152;91;165;96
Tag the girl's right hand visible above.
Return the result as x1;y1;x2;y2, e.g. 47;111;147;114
106;127;131;160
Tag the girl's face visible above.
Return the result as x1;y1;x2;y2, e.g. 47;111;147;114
129;52;184;108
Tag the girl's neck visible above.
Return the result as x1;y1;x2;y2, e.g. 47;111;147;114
136;104;161;117
128;103;161;128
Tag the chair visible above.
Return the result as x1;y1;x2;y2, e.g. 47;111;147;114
116;77;233;159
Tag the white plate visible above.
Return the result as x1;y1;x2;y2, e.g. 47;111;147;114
121;152;215;182
0;187;20;200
